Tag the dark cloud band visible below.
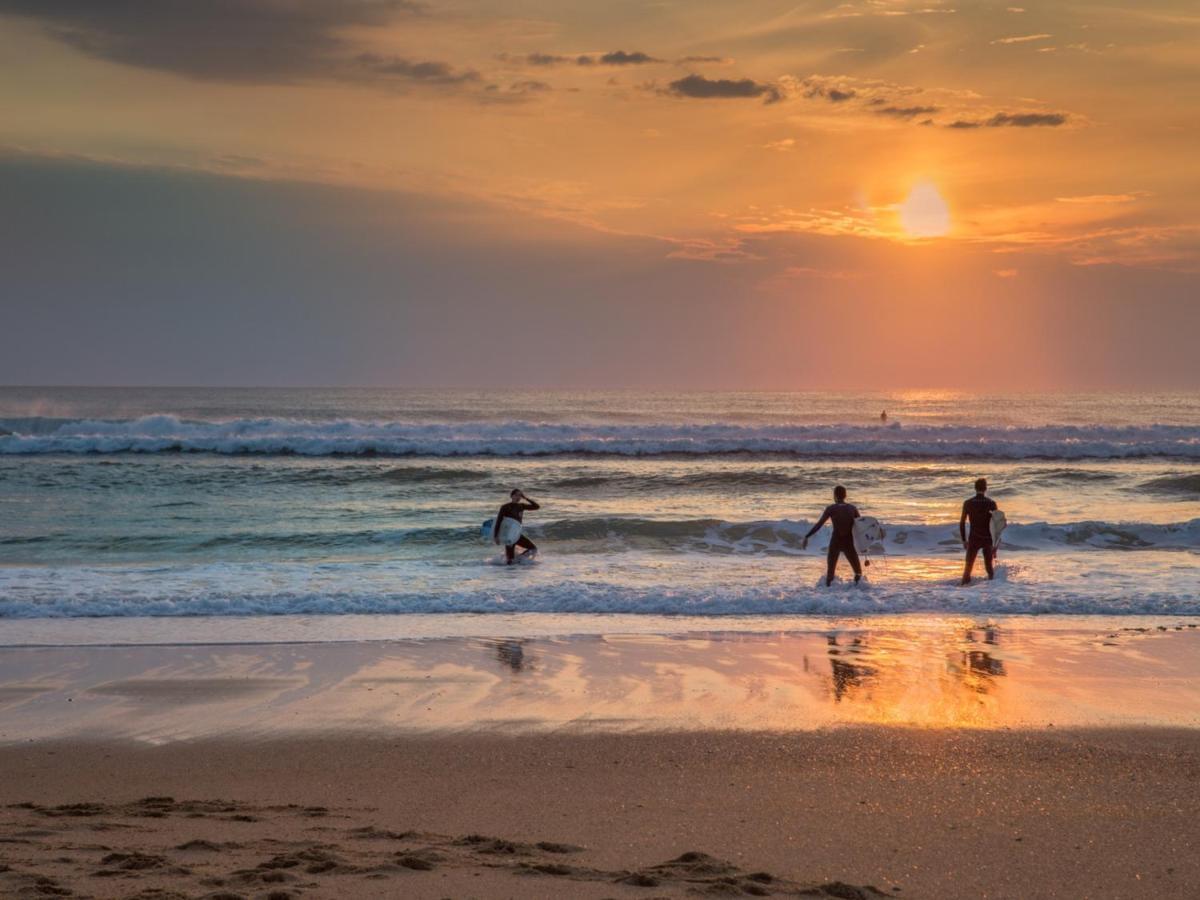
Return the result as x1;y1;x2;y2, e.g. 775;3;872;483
0;0;423;82
947;112;1068;129
668;74;781;103
875;105;940;118
988;111;1067;127
506;50;664;67
593;50;661;65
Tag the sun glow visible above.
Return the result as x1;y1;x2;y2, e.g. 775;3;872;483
899;182;951;238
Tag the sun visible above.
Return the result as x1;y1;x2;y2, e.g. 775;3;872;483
899;182;951;238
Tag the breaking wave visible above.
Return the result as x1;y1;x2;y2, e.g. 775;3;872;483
1;558;1197;619
4;518;1197;559
1139;473;1200;496
2;415;1199;459
530;517;1200;554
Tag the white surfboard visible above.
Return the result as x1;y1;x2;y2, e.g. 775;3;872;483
852;516;885;555
990;509;1007;546
481;516;523;546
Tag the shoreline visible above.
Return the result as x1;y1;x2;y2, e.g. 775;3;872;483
2;610;1198;647
2;622;1199;741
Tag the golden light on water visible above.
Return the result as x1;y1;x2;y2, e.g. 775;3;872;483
899;182;951;238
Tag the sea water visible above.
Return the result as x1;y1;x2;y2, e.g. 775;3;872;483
1;388;1197;635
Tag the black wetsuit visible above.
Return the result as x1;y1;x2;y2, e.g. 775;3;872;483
960;493;998;583
806;502;862;585
494;499;539;563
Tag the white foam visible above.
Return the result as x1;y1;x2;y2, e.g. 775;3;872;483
2;415;1198;458
678;518;1200;555
0;551;1196;619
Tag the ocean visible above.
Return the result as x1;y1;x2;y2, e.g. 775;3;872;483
1;387;1197;631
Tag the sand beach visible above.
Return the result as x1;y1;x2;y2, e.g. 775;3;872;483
2;619;1198;898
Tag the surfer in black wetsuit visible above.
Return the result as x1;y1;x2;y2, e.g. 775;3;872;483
493;489;540;565
960;477;998;585
802;485;863;586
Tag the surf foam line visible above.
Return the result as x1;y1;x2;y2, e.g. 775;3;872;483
530;518;1200;553
1;560;1198;618
525;518;1200;554
2;415;1199;459
3;520;1197;558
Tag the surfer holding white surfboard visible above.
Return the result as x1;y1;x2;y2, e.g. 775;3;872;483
801;485;864;587
490;489;540;565
960;477;1002;585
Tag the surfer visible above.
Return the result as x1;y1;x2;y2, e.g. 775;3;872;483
801;485;863;586
493;489;540;565
960;477;998;584
880;410;887;422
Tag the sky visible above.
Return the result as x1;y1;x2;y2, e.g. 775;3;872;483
1;0;1197;390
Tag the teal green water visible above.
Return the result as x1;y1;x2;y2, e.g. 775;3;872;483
1;388;1197;619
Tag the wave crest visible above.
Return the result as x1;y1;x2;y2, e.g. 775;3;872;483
1139;474;1200;496
2;415;1199;459
8;518;1194;557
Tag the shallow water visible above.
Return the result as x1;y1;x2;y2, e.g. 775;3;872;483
1;387;1197;621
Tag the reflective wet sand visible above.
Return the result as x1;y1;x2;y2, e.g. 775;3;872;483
2;619;1197;742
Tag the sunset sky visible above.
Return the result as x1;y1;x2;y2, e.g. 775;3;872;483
2;0;1197;389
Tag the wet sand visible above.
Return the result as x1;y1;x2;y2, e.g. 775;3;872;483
1;621;1199;897
2;620;1199;740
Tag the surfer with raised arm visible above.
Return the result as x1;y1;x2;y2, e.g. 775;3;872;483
801;485;863;586
493;489;540;565
960;477;998;585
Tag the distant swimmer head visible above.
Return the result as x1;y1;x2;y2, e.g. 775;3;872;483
834;484;847;501
975;477;988;493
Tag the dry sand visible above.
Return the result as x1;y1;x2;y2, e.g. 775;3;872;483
2;727;1198;899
